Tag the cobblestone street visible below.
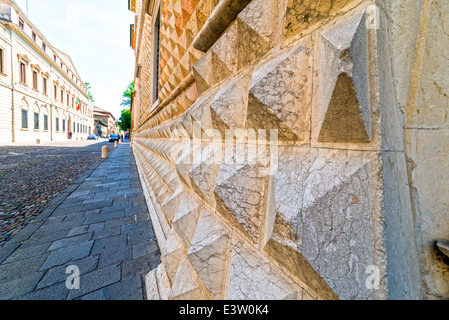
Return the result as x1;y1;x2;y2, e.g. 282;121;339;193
0;140;117;244
0;141;160;299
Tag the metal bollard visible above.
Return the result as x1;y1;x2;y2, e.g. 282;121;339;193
114;140;118;148
101;145;109;158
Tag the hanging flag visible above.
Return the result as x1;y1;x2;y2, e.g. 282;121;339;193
76;97;80;111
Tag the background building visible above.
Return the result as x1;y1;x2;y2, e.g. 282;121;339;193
0;0;94;144
93;106;119;137
94;118;108;138
129;0;448;300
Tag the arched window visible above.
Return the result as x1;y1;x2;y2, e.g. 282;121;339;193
21;99;29;130
33;104;40;131
55;110;60;132
42;106;49;131
152;5;161;104
62;112;67;132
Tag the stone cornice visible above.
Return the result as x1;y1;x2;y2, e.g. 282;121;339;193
31;63;41;71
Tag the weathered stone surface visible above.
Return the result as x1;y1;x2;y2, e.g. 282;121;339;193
314;10;371;144
228;238;306;300
215;162;266;243
145;268;161;300
188;87;219;134
211;22;238;85
156;263;171;300
168;256;211;300
160;228;187;285
187;210;231;299
247;39;313;143
267;145;385;300
192;49;213;95
130;0;449;301
283;0;362;43
188;142;222;206
173;193;202;249
411;130;449;297
161;183;186;222
210;73;252;136
236;0;279;70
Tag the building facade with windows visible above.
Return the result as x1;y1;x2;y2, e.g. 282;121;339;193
129;0;449;300
0;0;94;144
93;106;119;138
94;118;108;139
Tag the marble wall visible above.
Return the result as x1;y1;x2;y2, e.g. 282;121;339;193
130;0;449;299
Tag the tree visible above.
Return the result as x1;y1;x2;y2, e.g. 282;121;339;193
84;82;95;102
121;81;134;107
118;81;134;132
117;109;131;132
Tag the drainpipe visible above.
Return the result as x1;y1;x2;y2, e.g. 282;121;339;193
10;30;15;142
50;105;53;141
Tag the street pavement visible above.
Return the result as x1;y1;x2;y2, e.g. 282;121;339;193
0;141;161;300
0;139;117;244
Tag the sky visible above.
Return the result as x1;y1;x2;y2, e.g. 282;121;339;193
15;0;135;119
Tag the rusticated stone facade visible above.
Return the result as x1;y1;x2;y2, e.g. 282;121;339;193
129;0;449;300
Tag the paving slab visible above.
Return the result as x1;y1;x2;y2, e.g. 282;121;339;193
0;142;161;300
79;275;144;300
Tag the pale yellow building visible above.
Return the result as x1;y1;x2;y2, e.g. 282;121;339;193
0;0;94;144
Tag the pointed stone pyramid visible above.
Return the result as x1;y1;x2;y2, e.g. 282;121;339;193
316;11;371;143
318;72;370;143
214;162;266;243
247;42;313;143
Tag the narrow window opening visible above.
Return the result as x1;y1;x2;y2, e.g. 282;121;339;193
21;109;28;129
0;48;4;74
34;112;39;130
33;70;38;89
152;7;161;104
20;62;26;83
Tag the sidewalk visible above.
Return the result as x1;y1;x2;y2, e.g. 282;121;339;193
0;141;161;300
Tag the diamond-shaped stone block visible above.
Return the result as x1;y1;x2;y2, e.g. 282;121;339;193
247;40;313;143
314;11;371;144
187;210;231;299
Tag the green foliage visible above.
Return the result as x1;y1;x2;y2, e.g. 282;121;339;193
118;81;134;131
84;82;95;102
121;81;134;107
117;109;131;132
